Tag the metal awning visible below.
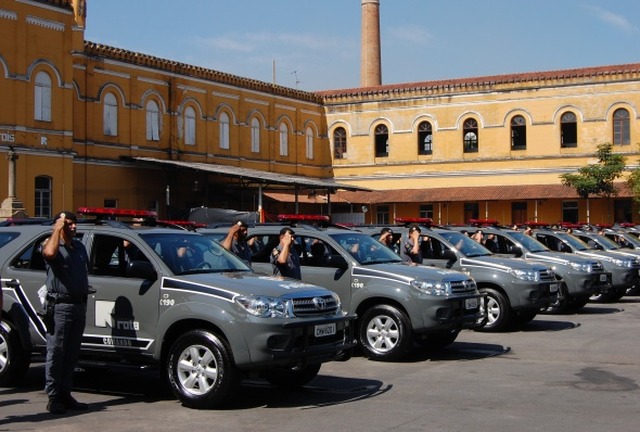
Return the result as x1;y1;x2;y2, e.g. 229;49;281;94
130;157;369;191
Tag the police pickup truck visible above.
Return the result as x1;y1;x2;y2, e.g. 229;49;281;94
201;220;485;362
0;210;355;409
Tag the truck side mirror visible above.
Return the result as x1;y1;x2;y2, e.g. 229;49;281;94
442;249;458;269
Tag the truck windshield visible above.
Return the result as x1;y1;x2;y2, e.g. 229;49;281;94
140;233;252;275
439;231;491;257
509;231;549;253
330;233;404;265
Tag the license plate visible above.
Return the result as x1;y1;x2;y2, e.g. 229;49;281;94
549;283;559;293
465;297;478;310
600;274;608;282
314;323;336;338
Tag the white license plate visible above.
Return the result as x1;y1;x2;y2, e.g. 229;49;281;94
314;323;336;338
465;298;478;310
600;274;608;282
549;283;559;293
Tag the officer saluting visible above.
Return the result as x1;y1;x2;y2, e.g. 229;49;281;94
270;227;301;280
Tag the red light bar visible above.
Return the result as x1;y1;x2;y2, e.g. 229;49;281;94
523;221;551;227
77;207;157;218
395;217;433;226
468;218;500;227
277;214;331;222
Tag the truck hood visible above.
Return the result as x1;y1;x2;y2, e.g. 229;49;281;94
525;251;598;265
461;255;550;272
353;262;472;283
161;271;331;300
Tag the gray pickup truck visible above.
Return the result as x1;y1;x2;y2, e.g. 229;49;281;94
357;224;558;332
0;223;355;409
201;224;486;361
454;226;610;313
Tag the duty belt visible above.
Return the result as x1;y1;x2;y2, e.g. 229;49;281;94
46;292;88;304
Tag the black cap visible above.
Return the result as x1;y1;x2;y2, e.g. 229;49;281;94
380;227;393;235
235;220;248;228
408;224;421;233
280;227;295;236
54;211;77;223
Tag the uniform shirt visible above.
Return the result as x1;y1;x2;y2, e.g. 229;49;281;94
270;244;301;280
43;239;90;299
402;236;423;264
231;239;252;265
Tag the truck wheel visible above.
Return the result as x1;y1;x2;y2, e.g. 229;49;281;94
166;330;239;409
476;288;512;332
262;363;321;387
0;320;31;386
358;304;412;361
515;309;537;325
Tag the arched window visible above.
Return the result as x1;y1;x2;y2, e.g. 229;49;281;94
279;123;288;156
34;71;52;121
184;106;196;145
463;118;478;153
613;108;630;145
34;175;52;218
560;112;577;148
219;112;230;149
333;127;347;159
145;100;160;141
511;115;526;150
418;121;433;155
306;127;314;160
374;124;389;157
103;92;118;136
251;117;261;153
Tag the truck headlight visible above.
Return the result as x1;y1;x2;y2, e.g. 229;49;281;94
410;279;451;296
612;258;635;268
569;262;592;273
510;269;539;281
236;295;287;318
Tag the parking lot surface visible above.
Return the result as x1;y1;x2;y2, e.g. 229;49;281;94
2;297;640;432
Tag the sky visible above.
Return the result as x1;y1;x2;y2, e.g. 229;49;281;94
83;0;640;92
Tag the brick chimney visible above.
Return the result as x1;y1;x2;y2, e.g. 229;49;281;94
360;0;382;87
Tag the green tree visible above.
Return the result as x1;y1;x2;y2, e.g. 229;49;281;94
560;143;626;223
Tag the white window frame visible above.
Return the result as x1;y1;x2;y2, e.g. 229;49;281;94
146;100;160;141
103;92;118;136
251;117;260;153
34;71;52;122
306;127;314;160
219;112;230;149
279;123;288;156
184;106;196;145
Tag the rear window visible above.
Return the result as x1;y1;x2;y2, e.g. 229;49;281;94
0;232;21;249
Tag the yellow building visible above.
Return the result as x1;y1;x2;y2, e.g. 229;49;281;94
319;66;640;226
1;0;639;226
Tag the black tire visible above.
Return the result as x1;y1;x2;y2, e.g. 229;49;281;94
475;288;512;332
565;295;590;312
416;330;459;352
358;304;412;361
166;330;239;409
0;320;31;386
515;309;537;325
262;363;321;388
590;287;627;303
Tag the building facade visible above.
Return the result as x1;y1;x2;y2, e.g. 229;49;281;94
1;0;639;225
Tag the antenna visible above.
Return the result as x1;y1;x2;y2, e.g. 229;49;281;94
291;70;301;89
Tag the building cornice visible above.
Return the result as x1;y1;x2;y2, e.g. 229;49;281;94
83;41;325;105
317;63;640;104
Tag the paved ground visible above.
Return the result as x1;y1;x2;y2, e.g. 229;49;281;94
2;296;640;432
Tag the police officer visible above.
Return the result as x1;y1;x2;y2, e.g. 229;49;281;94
41;211;90;414
270;227;301;279
402;224;423;263
221;220;252;265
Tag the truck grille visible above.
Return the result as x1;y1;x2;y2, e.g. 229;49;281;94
591;262;604;272
451;279;477;294
539;268;556;282
292;295;339;316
